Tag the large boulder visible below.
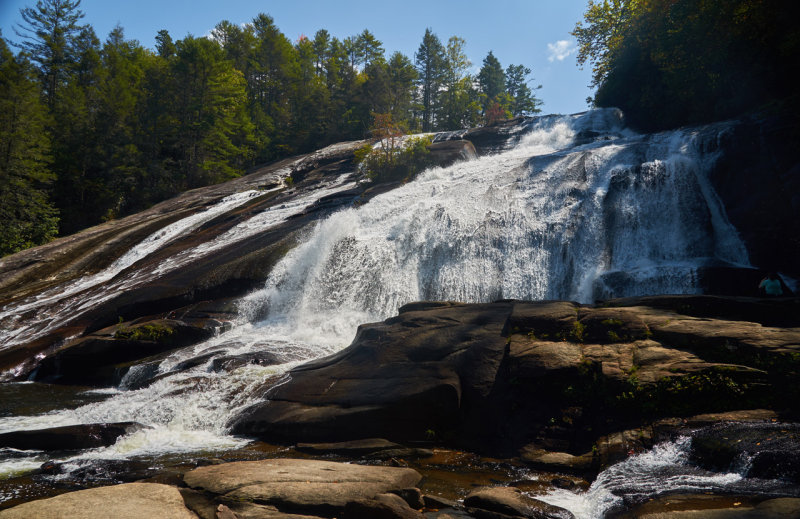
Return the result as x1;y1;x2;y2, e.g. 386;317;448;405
231;297;799;460
182;458;422;517
427;140;478;167
0;483;196;519
690;423;800;482
231;302;513;444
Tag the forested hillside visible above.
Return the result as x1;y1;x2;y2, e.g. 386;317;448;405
0;0;541;256
573;0;800;131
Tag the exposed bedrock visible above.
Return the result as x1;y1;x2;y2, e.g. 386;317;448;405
0;139;483;381
231;295;800;471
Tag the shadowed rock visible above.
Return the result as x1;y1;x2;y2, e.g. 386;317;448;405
0;422;147;451
231;297;799;464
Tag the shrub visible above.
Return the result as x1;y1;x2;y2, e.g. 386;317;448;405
356;134;433;184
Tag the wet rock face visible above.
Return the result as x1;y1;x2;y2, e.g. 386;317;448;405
690;423;800;483
427;140;478;167
0;422;147;452
231;296;800;460
434;116;533;154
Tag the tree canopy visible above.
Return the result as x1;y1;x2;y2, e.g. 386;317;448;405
573;0;800;130
0;4;543;255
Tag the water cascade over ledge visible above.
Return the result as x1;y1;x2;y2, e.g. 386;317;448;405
0;109;757;506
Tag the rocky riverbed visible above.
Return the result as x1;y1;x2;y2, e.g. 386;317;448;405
1;295;799;518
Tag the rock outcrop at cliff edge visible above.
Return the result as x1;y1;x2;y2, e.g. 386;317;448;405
231;295;800;463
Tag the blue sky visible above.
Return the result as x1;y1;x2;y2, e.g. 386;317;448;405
1;0;594;115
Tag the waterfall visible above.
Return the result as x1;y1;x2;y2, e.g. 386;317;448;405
0;109;751;481
240;108;749;343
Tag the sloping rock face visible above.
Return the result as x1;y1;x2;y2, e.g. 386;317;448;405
0;137;485;383
0;482;196;519
231;296;800;461
0;141;367;379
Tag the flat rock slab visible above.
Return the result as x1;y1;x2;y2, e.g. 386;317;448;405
295;438;433;460
0;482;196;519
183;458;422;516
295;438;404;456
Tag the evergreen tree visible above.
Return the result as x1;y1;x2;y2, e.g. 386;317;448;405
49;24;102;233
0;34;58;255
505;64;541;116
438;36;480;130
355;29;384;67
384;51;417;128
312;29;330;72
290;34;330;150
249;13;295;159
172;35;254;188
478;51;505;105
155;29;175;58
14;0;86;107
414;28;445;131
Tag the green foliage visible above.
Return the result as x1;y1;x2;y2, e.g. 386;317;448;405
0;34;59;256
478;51;505;104
1;7;544;256
505;64;542;116
414;28;446;132
357;135;433;184
356;113;433;183
15;0;87;107
574;0;800;130
114;323;174;342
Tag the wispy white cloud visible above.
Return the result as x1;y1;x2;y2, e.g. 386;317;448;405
547;40;577;62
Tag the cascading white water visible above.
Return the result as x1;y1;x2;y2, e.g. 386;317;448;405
241;108;749;335
0;176;356;355
0;110;752;486
533;437;744;518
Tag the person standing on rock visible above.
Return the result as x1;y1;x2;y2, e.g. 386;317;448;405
758;272;784;296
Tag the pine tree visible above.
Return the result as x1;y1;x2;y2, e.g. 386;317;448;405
14;0;86;107
437;36;480;130
478;51;505;104
414;28;445;132
505;64;541;116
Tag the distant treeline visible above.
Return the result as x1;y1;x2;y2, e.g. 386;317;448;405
573;0;800;131
0;0;541;256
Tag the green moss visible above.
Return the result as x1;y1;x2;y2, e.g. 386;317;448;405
115;323;175;342
601;318;624;327
555;320;585;342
